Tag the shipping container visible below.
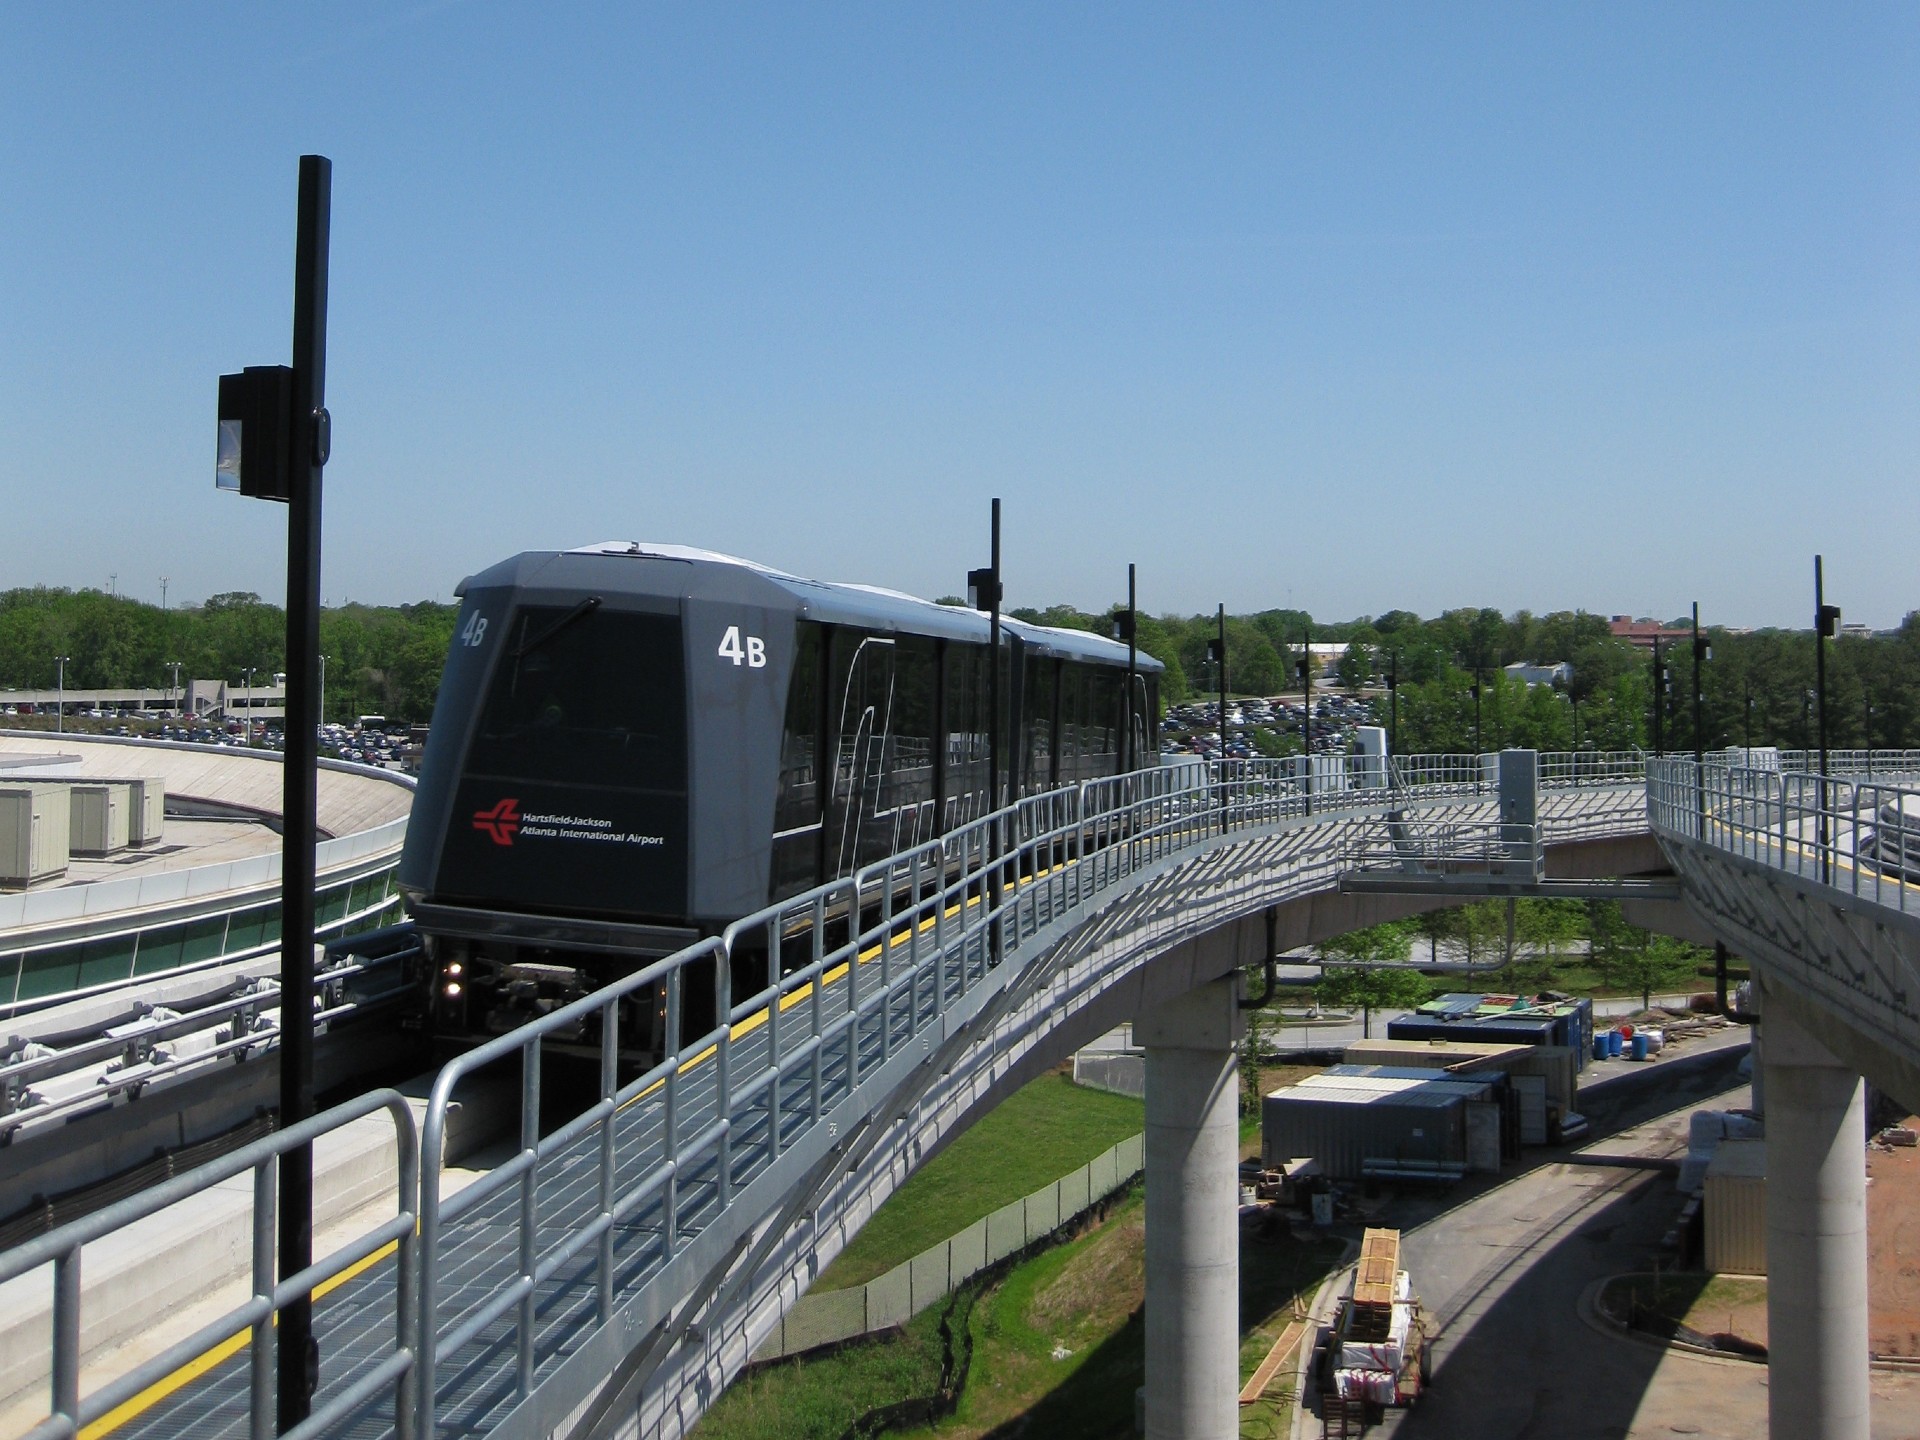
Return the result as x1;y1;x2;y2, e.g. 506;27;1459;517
0;785;69;886
1342;1038;1578;1125
1703;1138;1767;1275
1263;1078;1470;1179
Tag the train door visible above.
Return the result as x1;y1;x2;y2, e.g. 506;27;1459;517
830;635;896;878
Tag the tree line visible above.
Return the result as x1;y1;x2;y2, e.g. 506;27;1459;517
6;582;1916;747
1010;599;1920;754
0;587;458;723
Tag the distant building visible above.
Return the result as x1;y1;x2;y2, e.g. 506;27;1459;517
1504;660;1571;688
1608;616;1687;652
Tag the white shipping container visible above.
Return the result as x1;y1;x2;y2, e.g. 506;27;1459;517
0;784;71;885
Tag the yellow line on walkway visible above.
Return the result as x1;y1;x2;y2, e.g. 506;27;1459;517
82;1239;401;1438
87;851;1086;1430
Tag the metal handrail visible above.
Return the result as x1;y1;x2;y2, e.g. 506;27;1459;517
0;935;418;1138
0;1086;419;1440
1650;756;1920;917
407;750;1650;1437
5;750;1652;1440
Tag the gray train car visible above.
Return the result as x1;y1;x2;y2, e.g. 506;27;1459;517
396;542;1163;1053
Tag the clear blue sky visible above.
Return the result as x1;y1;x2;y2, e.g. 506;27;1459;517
3;4;1915;629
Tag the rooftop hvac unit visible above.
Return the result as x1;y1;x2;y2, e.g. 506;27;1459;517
0;784;70;887
126;776;166;847
70;783;131;857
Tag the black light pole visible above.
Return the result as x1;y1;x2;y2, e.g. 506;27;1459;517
280;154;329;1434
1113;564;1137;774
1205;607;1228;832
967;501;1003;943
1651;634;1666;758
1386;650;1399;758
1471;669;1482;754
1815;555;1840;882
1691;602;1710;771
215;155;330;1430
1743;683;1753;751
1691;602;1710;834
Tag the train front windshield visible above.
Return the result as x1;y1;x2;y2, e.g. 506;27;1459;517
436;604;690;921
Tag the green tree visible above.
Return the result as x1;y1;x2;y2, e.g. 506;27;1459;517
1587;901;1706;1010
1314;921;1426;1037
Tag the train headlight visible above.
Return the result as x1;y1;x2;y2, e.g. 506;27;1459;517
444;981;463;998
445;962;463;978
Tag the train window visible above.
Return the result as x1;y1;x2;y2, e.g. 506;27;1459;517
1021;654;1055;795
1086;665;1123;777
887;636;938;818
1058;664;1086;782
464;606;686;794
945;643;991;825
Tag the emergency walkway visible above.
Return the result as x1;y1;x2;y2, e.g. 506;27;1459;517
10;747;1920;1440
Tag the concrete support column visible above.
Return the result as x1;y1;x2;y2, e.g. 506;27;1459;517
1762;990;1868;1440
1137;978;1244;1440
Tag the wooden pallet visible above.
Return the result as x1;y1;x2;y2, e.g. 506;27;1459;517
1238;1315;1309;1405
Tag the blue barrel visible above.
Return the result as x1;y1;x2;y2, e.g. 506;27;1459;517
1631;1033;1650;1061
1593;1033;1609;1062
1607;1029;1624;1058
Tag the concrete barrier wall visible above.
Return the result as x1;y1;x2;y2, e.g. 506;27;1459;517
751;1130;1144;1362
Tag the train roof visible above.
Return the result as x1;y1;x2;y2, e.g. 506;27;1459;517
459;541;1161;670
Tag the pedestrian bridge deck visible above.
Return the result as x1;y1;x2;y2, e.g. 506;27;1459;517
9;749;1920;1440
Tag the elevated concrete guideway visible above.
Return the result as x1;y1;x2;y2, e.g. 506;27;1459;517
10;747;1920;1440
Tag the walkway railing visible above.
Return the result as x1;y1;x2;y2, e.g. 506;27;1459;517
1649;753;1920;916
4;751;1653;1440
2;1088;419;1440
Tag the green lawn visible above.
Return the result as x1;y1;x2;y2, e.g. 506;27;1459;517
701;1186;1343;1440
815;1068;1145;1291
692;1302;953;1440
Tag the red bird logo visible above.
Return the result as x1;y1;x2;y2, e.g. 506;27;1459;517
473;797;521;847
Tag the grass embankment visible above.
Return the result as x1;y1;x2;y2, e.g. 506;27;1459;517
697;1303;955;1440
816;1069;1145;1291
701;1189;1343;1440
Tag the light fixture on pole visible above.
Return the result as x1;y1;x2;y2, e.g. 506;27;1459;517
215;154;331;1429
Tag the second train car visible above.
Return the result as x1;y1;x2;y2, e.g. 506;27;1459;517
396;542;1163;1054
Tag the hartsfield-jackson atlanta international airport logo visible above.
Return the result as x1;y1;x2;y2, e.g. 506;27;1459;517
473;797;521;847
471;796;666;850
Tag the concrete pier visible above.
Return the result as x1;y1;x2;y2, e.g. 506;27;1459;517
1137;977;1243;1440
1762;992;1869;1440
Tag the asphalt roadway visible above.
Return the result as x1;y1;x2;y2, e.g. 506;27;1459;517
1315;1030;1920;1440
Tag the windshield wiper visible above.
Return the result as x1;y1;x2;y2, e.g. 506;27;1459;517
515;596;602;658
